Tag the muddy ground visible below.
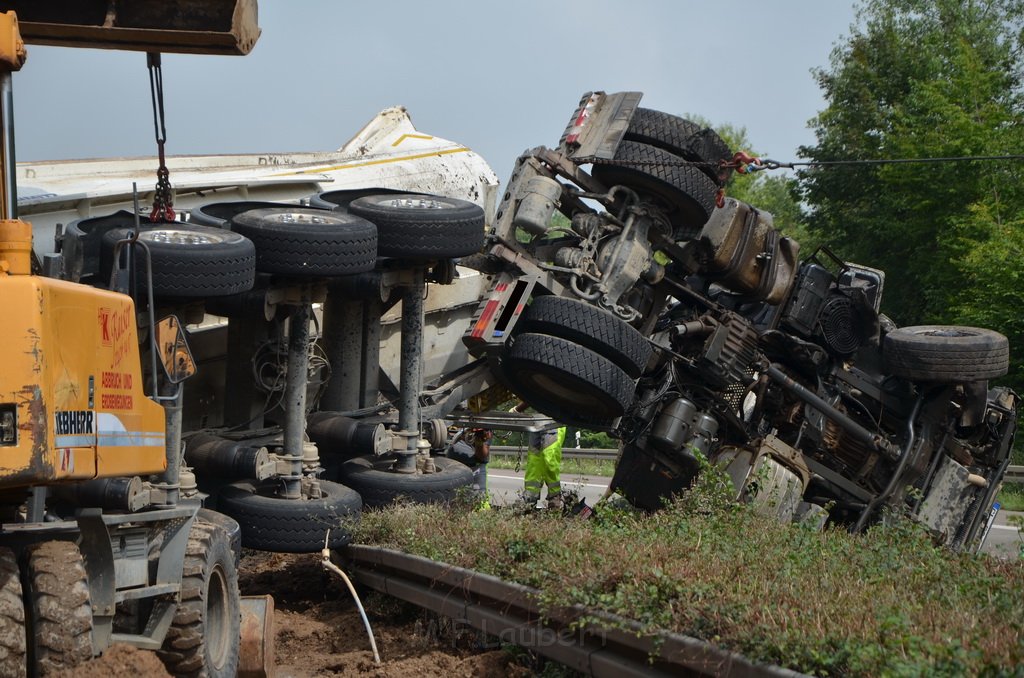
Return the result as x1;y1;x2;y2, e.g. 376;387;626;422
60;550;535;678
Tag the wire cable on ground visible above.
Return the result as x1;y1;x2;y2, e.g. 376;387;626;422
322;532;381;665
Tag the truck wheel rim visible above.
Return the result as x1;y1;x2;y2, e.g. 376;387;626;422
139;228;231;245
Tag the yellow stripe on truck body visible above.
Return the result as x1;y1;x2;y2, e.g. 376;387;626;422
0;275;166;487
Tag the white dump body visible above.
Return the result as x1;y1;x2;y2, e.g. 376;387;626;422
16;106;500;256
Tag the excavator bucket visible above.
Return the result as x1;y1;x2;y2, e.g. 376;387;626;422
0;0;260;55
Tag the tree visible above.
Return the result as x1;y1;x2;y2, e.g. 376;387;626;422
799;0;1024;332
947;205;1024;385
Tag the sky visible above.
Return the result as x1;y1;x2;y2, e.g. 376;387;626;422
10;1;859;182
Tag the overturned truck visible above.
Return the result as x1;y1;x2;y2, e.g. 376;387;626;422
25;87;1015;582
465;91;1017;551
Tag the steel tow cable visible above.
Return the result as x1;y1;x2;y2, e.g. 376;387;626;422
575;150;1024;207
577;151;1024;173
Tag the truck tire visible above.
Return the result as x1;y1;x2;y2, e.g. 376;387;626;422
189;200;312;228
503;332;635;425
0;547;26;678
217;480;362;553
102;225;256;297
515;295;652;378
624;109;733;186
348;193;485;259
309;187;412;212
591;140;718;239
883;325;1009;382
231;208;378;276
22;541;93;675
158;519;240;678
338;455;474;508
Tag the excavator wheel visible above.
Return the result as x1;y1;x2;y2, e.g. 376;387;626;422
0;547;26;677
158;519;241;678
22;541;94;675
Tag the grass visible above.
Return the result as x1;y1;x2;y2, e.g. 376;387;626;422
355;466;1024;677
998;484;1024;512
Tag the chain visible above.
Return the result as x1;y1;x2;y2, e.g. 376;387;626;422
147;52;175;223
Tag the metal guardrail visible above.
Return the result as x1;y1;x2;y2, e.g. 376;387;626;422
492;451;1024;482
344;544;811;678
489;445;617;461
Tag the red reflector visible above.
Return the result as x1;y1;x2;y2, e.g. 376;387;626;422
471;300;501;338
566;95;598;144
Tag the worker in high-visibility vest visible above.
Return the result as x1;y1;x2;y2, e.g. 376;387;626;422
511;401;566;509
446;426;492;510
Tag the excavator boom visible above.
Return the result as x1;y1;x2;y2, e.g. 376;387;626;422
0;0;259;55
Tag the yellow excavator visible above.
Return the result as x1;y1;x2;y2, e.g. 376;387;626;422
0;3;270;676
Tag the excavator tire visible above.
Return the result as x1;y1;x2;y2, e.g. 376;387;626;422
0;547;26;678
158;519;241;678
22;541;93;675
197;508;242;570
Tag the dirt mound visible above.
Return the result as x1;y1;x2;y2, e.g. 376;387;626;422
45;547;525;677
243;550;528;677
48;643;171;678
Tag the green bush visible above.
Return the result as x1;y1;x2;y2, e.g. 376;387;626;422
998;484;1024;512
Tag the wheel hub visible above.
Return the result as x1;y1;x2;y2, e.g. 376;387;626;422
381;197;457;210
140;228;230;245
